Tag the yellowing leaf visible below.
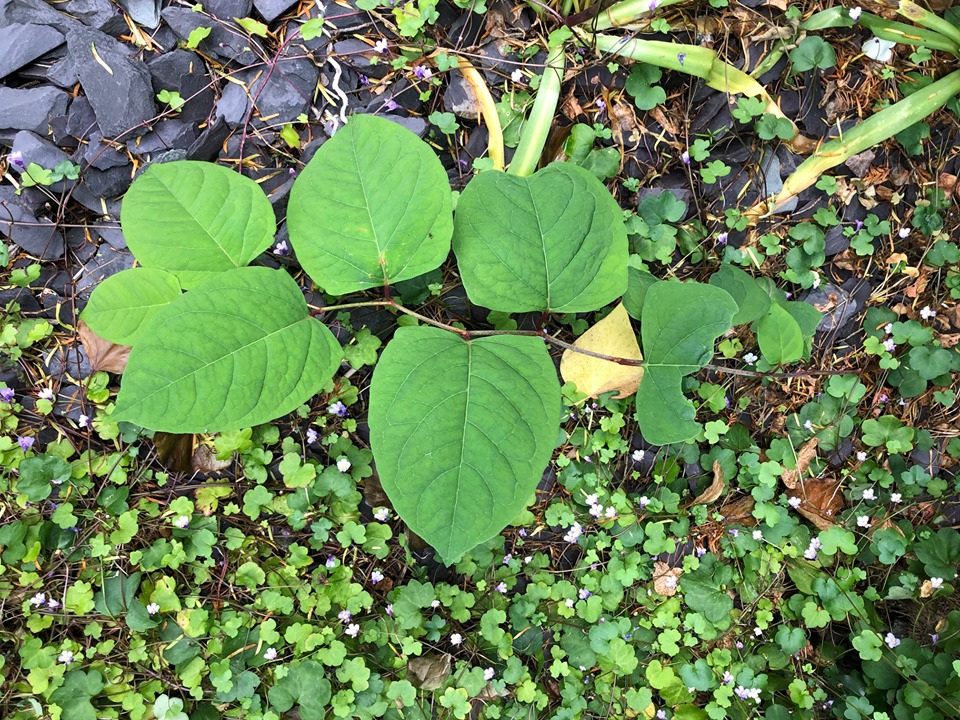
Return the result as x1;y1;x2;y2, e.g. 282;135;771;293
560;303;642;398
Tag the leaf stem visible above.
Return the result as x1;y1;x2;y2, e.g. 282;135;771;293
458;60;505;171
508;45;565;177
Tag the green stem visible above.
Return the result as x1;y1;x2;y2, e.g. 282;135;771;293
586;0;685;30
508;45;566;177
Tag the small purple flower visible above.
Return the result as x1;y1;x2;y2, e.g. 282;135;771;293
386;603;393;616
849;6;862;22
383;99;398;112
596;98;606;112
879;394;888;403
359;74;369;86
305;428;318;444
18;436;35;453
677;53;686;66
7;151;25;169
413;65;433;81
495;582;508;594
716;232;728;245
681;150;690;164
648;0;658;10
274;240;290;256
854;219;864;232
328;401;348;417
0;388;14;403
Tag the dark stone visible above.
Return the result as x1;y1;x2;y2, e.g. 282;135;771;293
66;225;99;263
68;26;156;137
0;87;70;136
147;49;215;125
126;119;198;156
0;187;65;260
66;96;98;138
253;0;298;22
476;40;517;83
93;221;126;249
118;0;161;28
802;283;860;333
160;7;259;66
0;23;65;80
442;70;478;120
250;56;319;124
46;54;80;88
80;164;134;199
51;385;86;422
62;0;127;35
0;286;42;314
385;114;427;138
203;0;253;20
216;78;251;127
80;132;131;170
321;0;368;33
46;345;94;381
10;130;71;175
187;116;231;160
71;184;121;217
75;243;135;298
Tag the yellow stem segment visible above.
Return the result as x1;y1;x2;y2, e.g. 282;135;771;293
458;60;505;172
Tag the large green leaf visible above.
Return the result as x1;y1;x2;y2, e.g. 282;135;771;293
287;115;453;295
120;161;276;288
708;265;771;325
636;282;737;445
369;327;560;561
452;162;628;313
114;267;341;433
81;268;182;345
756;302;804;364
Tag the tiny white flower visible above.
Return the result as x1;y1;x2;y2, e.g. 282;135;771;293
752;529;763;541
484;667;495;681
605;506;617;518
370;570;384;584
374;507;390;521
495;582;507;594
898;226;911;239
264;647;278;660
338;610;352;622
856;451;868;462
884;323;894;335
31;593;46;607
883;338;896;353
920;306;936;320
38;387;54;401
812;275;821;289
431;600;441;608
146;602;160;615
585;493;598;506
930;577;943;589
804;419;814;431
589;503;604;518
565;599;575;608
890;492;902;503
638;496;650;508
863;36;897;63
511;68;523;83
884;632;900;648
743;352;758;366
174;515;190;529
78;414;90;428
47;597;60;609
374;38;388;53
849;6;862;21
450;633;463;646
336;457;351;473
345;623;360;637
862;488;875;501
632;449;645;462
58;650;74;665
788;496;802;509
754;626;763;636
857;515;871;528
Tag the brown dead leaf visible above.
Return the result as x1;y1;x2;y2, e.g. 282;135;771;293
77;320;131;373
781;438;819;490
789;478;843;531
649;106;679;137
153;433;195;473
939;173;958;198
687;461;725;507
937;333;960;349
408;653;452;691
653;561;681;596
560;304;643;399
192;443;232;474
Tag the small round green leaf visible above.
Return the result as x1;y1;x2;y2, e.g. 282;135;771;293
369;327;560;561
453;162;628;313
120;161;276;288
287;115;453;295
114;267;341;432
81;268;182;345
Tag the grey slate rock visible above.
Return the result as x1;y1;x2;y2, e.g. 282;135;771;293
0;86;70;135
62;0;127;35
203;0;253;20
147;50;215;124
75;243;134;298
0;187;66;260
0;23;65;80
127;119;197;155
46;345;94;381
68;25;156;137
81;133;131;170
161;7;259;65
187;116;230;160
66;96;98;138
802;283;860;334
11;130;71;174
250;56;318;124
93;221;126;249
253;0;298;22
118;0;161;28
80;165;134;199
46;54;80;88
386;115;427;138
216;80;251;126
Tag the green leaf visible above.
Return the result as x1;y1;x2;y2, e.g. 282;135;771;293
121;161;276;288
635;282;737;444
908;345;954;380
17;455;71;502
775;626;807;654
94;571;141;617
50;670;104;720
268;660;332;720
622;266;659;320
369;326;560;560
235;16;268;36
790;36;836;73
681;554;734;624
185;25;211;49
914;528;960;579
114;267;341;433
756;303;804;364
81;268;182;345
288;115;453;295
453;162;628;313
708;265;771;325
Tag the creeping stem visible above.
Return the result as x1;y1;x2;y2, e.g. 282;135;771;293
508;45;566;177
458;60;505;171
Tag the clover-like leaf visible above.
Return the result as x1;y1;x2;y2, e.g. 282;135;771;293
369;327;560;561
114;267;341;433
120;161;276;288
267;660;332;720
287;115;453;295
81;268;182;345
453;162;627;313
636;282;737;445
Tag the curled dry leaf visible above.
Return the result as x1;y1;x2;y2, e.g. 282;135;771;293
687;461;725;507
560;303;643;399
788;477;844;531
77;319;132;374
653;560;681;596
407;653;452;691
192;443;232;474
781;437;819;490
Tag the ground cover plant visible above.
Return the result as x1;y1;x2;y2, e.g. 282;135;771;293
2;0;960;718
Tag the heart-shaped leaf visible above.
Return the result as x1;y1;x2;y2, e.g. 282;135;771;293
287;115;453;295
81;268;182;345
452;162;628;313
121;161;276;288
636;281;737;444
114;267;341;433
369;327;560;561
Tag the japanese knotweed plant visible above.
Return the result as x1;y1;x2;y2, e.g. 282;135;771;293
83;115;754;561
